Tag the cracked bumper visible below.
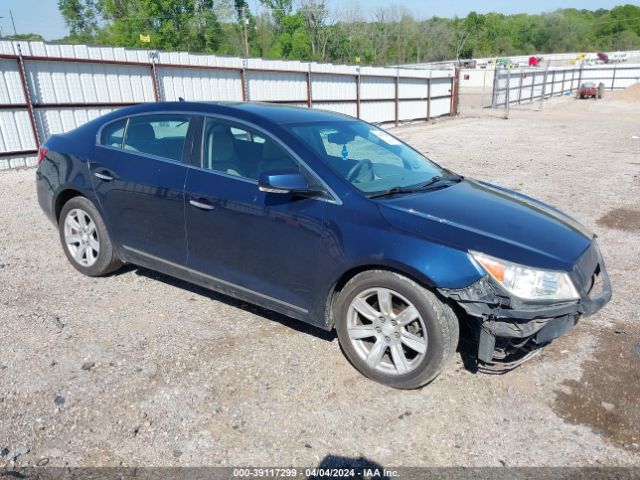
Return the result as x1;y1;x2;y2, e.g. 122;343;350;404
439;240;612;370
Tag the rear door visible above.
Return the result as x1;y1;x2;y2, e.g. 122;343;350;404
89;113;196;265
184;116;328;314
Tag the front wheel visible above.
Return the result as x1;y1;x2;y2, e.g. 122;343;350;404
58;196;122;276
334;270;459;389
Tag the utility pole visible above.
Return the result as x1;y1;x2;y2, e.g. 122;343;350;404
10;10;17;35
241;7;249;58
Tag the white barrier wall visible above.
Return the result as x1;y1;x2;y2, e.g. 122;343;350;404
0;40;454;169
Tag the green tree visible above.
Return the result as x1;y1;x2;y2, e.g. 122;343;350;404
275;13;311;59
96;0;223;52
259;0;293;31
58;0;100;41
53;2;640;65
613;29;640;50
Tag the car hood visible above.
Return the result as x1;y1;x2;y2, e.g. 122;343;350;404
376;178;593;271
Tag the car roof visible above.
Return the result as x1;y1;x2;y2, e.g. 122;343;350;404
101;101;356;126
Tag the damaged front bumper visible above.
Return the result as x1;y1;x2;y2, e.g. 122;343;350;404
439;240;612;371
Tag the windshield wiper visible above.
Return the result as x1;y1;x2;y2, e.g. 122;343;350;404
367;174;461;199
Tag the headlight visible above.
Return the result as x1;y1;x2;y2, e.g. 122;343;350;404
470;251;579;302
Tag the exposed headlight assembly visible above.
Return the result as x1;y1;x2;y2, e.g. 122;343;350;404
470;251;579;302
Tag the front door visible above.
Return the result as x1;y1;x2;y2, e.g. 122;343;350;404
184;117;328;314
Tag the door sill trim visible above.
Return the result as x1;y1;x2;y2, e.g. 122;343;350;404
121;245;309;314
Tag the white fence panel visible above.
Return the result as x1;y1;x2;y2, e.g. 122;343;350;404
430;97;452;118
247;71;307;102
430;78;452;98
313;102;358;117
35;107;118;140
360;76;395;99
0;40;454;169
399;78;428;99
311;74;356;101
360;101;395;123
0;59;26;104
158;67;243;101
158;51;243;70
0;110;36;152
25;61;154;104
399;100;427;120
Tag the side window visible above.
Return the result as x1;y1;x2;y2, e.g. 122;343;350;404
123;114;191;162
202;118;299;180
100;118;127;148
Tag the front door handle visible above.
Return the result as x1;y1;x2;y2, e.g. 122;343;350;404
94;171;114;181
189;199;215;211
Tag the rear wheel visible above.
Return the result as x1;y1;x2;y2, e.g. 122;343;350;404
58;196;122;276
334;270;459;389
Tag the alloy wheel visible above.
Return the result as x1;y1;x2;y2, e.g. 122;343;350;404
346;287;428;376
63;208;100;267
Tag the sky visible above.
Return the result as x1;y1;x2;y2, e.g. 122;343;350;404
0;0;638;41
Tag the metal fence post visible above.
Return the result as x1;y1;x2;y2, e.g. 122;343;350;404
15;44;40;148
539;67;548;110
306;64;312;108
426;76;431;121
504;67;511;119
449;69;459;117
611;64;617;91
517;70;524;104
491;67;499;108
577;66;583;91
356;67;361;119
394;69;399;127
569;68;575;94
530;71;536;102
480;68;487;113
149;51;161;102
452;67;460;116
150;64;160;101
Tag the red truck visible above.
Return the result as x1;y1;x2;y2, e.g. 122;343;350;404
577;82;598;99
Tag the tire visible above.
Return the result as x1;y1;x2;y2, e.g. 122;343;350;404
334;270;459;389
58;196;122;276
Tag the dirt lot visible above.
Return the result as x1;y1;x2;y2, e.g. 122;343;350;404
1;93;639;469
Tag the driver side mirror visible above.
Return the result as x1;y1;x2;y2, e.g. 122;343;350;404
258;169;313;194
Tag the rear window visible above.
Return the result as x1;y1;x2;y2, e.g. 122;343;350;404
100;119;126;148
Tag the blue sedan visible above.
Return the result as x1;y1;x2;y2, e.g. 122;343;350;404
36;102;611;388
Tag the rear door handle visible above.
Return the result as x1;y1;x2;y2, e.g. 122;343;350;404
189;199;215;211
94;171;114;181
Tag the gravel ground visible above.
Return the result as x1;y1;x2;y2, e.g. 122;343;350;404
1;94;639;469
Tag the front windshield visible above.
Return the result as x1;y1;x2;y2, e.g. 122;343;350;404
286;121;444;194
